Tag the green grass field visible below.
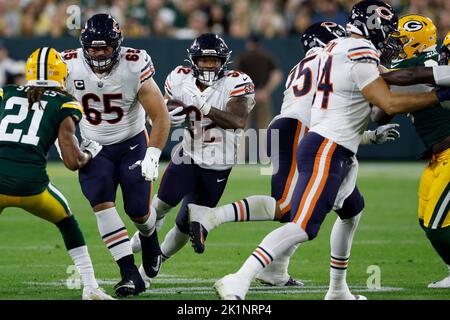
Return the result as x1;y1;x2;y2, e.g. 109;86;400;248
0;161;449;300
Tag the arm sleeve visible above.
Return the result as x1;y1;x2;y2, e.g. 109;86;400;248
432;65;450;86
350;62;380;90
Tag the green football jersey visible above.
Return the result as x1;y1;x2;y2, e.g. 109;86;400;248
390;50;450;151
0;85;82;195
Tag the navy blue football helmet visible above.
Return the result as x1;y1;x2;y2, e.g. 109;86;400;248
301;22;346;52
80;14;123;73
347;0;399;53
187;33;231;86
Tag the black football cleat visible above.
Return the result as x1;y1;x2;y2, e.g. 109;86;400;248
189;221;208;254
140;231;162;278
114;277;145;298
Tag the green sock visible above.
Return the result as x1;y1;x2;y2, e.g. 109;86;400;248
56;215;86;250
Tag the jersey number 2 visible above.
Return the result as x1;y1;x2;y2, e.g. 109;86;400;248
0;97;45;146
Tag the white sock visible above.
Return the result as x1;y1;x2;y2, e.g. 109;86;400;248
329;212;362;292
160;225;189;259
236;223;308;281
95;207;132;261
68;245;98;288
153;195;173;230
133;206;157;237
214;196;276;225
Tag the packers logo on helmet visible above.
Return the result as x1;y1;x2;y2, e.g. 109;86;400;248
394;14;437;60
25;47;67;88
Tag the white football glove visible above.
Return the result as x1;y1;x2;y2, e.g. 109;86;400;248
169;106;187;127
361;123;400;145
54;138;63;161
129;147;161;181
80;139;103;159
182;84;211;115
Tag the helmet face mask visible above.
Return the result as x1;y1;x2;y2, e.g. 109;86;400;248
187;33;231;86
80;14;123;73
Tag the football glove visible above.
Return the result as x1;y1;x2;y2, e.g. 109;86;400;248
182;84;211;115
129;147;161;182
361;123;400;145
80;139;103;159
169;106;187;127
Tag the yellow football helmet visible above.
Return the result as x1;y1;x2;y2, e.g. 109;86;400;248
394;14;437;59
25;47;67;88
444;31;450;49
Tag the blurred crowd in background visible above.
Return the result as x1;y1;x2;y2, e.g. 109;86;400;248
0;0;449;40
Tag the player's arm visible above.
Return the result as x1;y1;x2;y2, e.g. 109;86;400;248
351;63;443;115
138;77;170;150
362;76;439;115
57;116;91;171
381;66;450;87
206;96;249;129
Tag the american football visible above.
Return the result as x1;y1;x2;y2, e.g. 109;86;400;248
0;0;449;309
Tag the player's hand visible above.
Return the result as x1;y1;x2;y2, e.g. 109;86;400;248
80;139;103;159
169;106;187;127
54;138;63;161
129;147;161;181
361;124;400;145
182;84;211;115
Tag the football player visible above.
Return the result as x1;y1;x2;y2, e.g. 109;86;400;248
374;15;450;288
0;47;113;300
62;14;170;297
214;0;450;300
439;31;450;66
131;33;255;273
185;22;400;288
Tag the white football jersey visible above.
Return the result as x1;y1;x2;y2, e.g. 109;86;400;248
63;47;155;145
310;37;381;153
165;66;255;170
274;47;322;126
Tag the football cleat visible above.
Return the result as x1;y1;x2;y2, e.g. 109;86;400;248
214;273;250;300
140;231;162;278
82;286;115;300
114;278;145;298
114;267;146;298
256;275;304;287
130;231;141;253
188;204;220;253
324;289;367;300
428;275;450;288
